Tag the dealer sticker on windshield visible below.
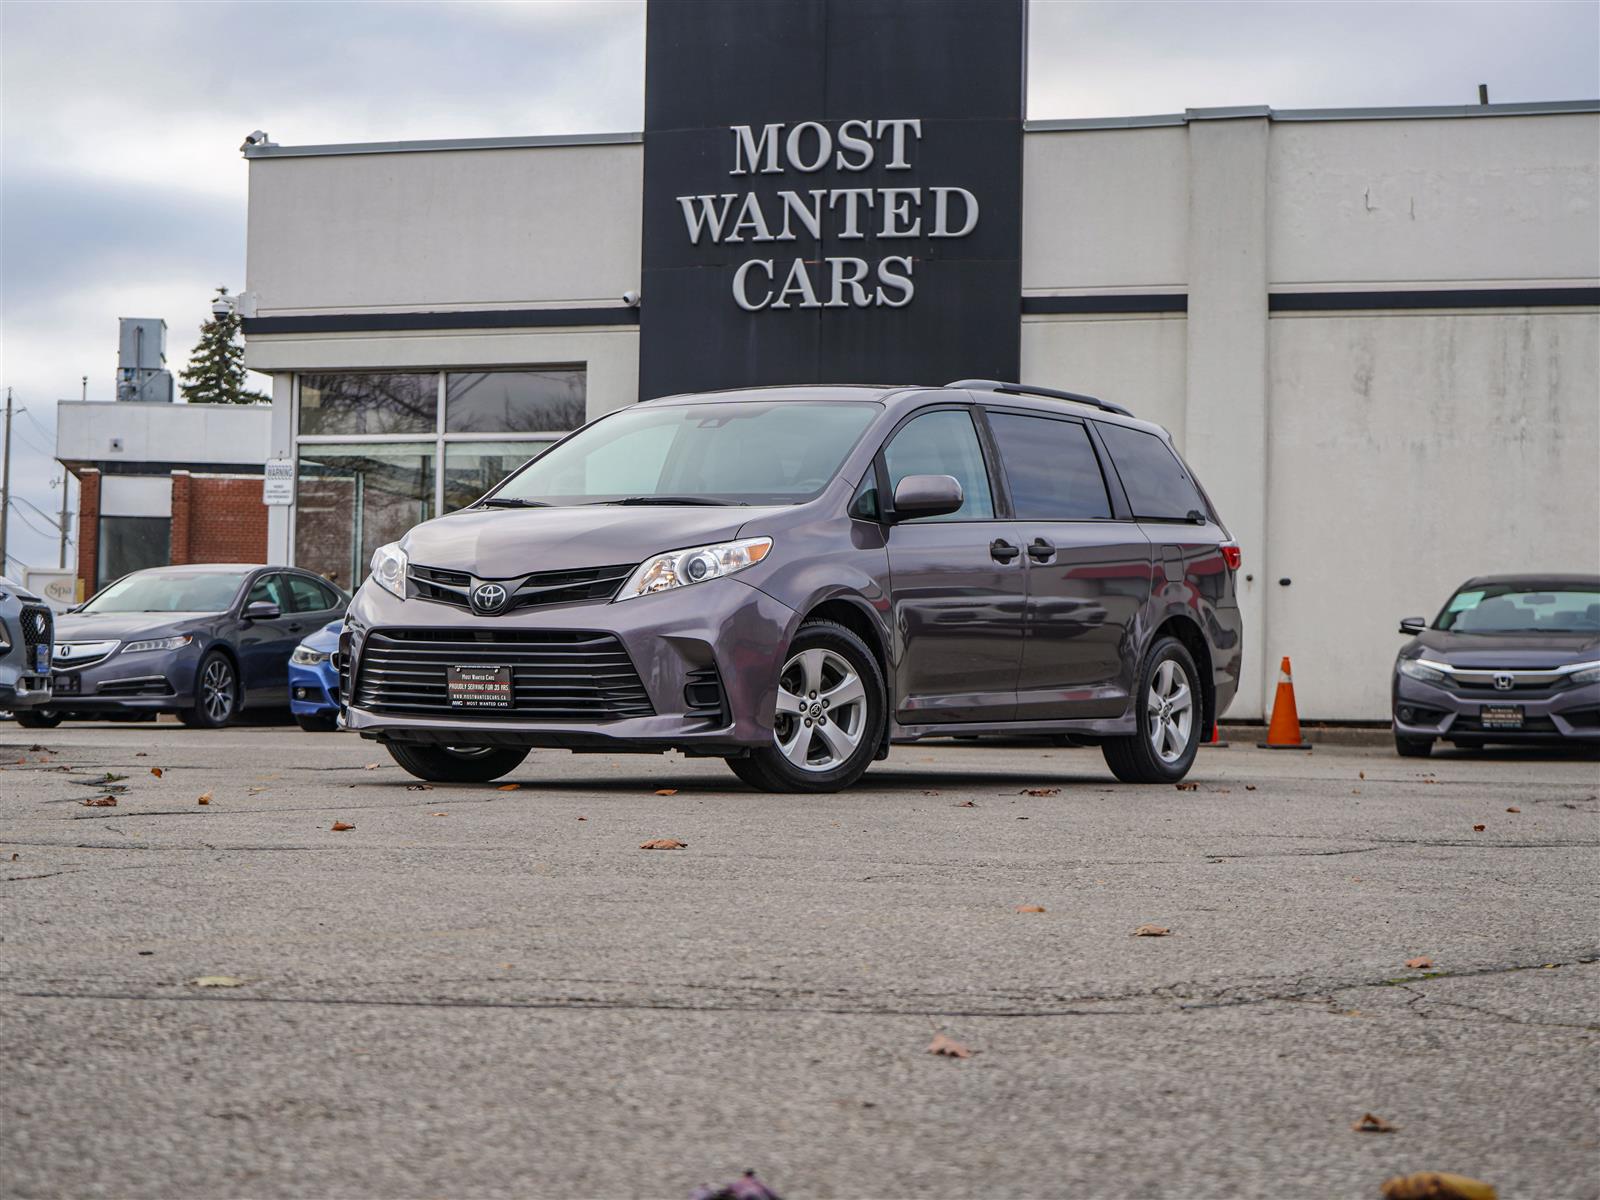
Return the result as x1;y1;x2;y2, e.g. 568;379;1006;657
446;665;513;709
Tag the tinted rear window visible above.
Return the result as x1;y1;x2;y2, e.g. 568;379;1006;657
1097;424;1205;521
988;413;1111;520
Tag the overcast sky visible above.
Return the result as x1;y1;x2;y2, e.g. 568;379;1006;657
2;0;1596;574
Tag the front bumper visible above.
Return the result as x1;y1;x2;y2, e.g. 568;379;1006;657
289;661;339;717
1393;673;1600;742
342;577;800;752
1;662;53;710
44;643;201;715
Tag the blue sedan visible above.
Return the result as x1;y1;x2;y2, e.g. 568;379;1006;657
289;620;342;732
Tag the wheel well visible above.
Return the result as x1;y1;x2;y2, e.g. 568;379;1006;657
1153;616;1214;732
803;598;888;680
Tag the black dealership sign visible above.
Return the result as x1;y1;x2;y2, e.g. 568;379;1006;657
638;0;1025;399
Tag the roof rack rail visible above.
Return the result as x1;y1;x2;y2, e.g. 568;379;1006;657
948;378;1133;418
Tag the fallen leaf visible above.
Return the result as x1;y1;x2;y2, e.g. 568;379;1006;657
654;788;679;796
955;800;976;807
1245;784;1257;791
197;791;212;806
10;852;18;861
1405;956;1433;970
1352;788;1362;795
1472;823;1485;832
405;784;433;792
639;838;686;850
1505;806;1520;814
363;763;381;770
926;1034;973;1058
188;975;244;988
247;786;268;794
82;795;117;807
134;752;148;757
1353;1112;1397;1133
150;767;163;778
1174;782;1198;791
1132;924;1170;937
1015;904;1046;913
1379;1171;1498;1200
1015;816;1030;820
1359;770;1366;780
331;821;354;831
576;815;587;821
497;783;521;791
1020;787;1059;796
429;812;448;817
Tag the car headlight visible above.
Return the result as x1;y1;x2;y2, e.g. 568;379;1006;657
1570;664;1600;685
292;646;331;667
369;542;409;599
121;635;192;655
1398;658;1449;685
615;537;773;601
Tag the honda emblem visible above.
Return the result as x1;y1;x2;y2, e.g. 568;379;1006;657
1493;673;1514;691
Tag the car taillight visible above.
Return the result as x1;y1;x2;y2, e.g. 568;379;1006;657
1221;542;1242;571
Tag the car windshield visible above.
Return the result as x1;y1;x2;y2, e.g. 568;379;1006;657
488;400;880;506
81;570;251;614
1436;586;1600;634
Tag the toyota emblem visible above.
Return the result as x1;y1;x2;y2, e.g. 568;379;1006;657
1493;672;1514;691
471;582;510;614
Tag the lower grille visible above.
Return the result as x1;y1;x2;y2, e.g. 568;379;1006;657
96;676;175;698
354;628;654;721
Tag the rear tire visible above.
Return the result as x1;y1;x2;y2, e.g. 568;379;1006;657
1102;637;1202;784
295;712;339;733
1395;733;1434;757
15;709;62;729
386;742;529;784
180;651;238;729
725;619;886;794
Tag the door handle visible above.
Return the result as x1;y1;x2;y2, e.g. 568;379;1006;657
288;624;303;633
990;539;1021;563
1027;538;1056;562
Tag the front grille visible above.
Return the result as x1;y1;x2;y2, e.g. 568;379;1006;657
354;628;654;721
408;563;636;613
20;606;53;655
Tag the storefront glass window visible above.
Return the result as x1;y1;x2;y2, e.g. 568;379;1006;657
299;372;437;436
294;444;435;589
442;441;553;512
445;369;586;434
97;516;171;587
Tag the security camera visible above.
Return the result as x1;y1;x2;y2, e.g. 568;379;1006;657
240;130;274;150
212;293;235;320
622;290;641;308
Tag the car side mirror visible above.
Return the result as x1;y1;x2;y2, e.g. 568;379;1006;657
890;474;964;522
1398;616;1426;635
243;600;282;622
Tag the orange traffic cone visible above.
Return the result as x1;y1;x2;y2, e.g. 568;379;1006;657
1203;720;1228;748
1258;656;1312;750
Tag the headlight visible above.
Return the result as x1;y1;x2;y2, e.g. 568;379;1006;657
1570;664;1600;685
1398;658;1448;685
292;646;331;667
615;537;773;601
370;542;408;599
122;635;192;655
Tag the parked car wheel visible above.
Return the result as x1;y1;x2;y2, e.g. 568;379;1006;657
386;742;530;784
15;708;62;729
295;712;339;733
726;620;886;794
180;651;238;729
1395;734;1435;757
1102;637;1202;784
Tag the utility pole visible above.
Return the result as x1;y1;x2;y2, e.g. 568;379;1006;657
0;388;12;574
58;468;72;569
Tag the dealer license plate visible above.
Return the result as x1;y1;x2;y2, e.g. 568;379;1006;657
52;672;82;696
1480;704;1524;730
446;664;512;709
35;645;50;674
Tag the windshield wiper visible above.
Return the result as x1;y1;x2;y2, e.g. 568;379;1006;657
476;497;551;508
597;495;735;507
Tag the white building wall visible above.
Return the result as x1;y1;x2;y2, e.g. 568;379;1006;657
56;401;271;468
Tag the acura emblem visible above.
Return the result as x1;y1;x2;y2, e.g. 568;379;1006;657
59;646;73;658
471;582;510;614
1493;672;1514;691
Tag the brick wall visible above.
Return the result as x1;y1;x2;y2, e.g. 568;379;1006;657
74;469;99;598
171;474;268;565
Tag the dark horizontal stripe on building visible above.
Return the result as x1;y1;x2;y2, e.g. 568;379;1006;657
1022;294;1189;314
241;307;641;335
1269;287;1600;311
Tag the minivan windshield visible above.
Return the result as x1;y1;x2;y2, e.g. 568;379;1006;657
82;569;251;614
488;400;880;506
1436;585;1600;634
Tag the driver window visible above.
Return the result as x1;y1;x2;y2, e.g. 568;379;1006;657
882;409;995;521
247;574;286;610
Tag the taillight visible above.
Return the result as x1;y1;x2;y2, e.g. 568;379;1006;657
1221;542;1242;571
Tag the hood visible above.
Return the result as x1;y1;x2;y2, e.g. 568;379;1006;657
400;505;787;575
1405;628;1599;668
301;620;343;653
55;612;213;642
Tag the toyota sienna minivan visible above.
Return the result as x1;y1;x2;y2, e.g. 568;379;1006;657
341;380;1243;792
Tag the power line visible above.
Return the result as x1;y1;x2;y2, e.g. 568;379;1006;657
13;494;65;532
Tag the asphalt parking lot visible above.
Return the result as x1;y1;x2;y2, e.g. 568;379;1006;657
3;720;1596;1200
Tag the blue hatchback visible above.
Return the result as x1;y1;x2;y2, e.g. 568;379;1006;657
289;620;342;732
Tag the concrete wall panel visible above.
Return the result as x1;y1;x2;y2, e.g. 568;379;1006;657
1019;315;1188;441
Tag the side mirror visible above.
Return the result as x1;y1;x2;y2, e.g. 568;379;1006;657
1398;616;1426;635
243;600;282;622
890;474;964;522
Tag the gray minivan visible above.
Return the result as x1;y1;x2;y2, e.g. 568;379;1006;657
341;381;1244;792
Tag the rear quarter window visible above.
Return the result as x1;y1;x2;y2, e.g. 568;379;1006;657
1097;424;1205;521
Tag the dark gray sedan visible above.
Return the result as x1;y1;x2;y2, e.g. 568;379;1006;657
18;564;347;730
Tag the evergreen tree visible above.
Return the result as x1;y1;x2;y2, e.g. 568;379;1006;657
179;287;269;404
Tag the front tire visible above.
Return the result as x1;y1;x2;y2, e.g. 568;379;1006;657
295;712;339;733
725;619;886;794
15;708;62;729
1396;733;1434;757
386;742;530;784
1103;637;1202;784
180;651;238;729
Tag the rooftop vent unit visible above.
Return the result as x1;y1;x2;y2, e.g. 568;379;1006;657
115;317;174;403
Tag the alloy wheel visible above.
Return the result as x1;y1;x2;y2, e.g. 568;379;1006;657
773;647;868;772
1147;658;1194;764
202;659;234;723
